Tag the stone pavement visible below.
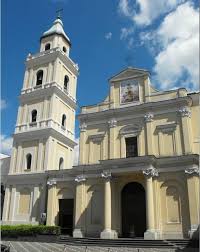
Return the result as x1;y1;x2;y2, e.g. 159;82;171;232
1;242;198;252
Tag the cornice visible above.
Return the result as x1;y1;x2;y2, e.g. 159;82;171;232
78;96;192;123
20;82;77;110
26;47;78;76
13;127;77;148
37;154;199;182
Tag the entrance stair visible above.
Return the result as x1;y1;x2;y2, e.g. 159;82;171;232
59;236;198;250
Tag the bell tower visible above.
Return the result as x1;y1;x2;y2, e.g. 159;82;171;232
2;16;78;224
12;16;78;174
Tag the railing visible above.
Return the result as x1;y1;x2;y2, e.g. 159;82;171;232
26;47;79;70
15;119;74;139
21;82;76;103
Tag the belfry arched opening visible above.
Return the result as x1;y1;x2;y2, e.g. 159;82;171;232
121;182;146;238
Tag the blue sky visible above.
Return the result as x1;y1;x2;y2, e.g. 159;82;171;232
1;0;199;155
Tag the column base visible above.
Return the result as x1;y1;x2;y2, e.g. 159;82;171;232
100;229;118;239
144;229;159;240
73;228;84;238
188;225;199;239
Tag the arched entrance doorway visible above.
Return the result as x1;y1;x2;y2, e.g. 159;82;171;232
121;182;146;237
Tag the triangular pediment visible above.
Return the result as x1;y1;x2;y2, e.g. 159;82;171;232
109;67;149;82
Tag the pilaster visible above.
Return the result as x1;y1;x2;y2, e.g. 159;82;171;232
2;186;12;222
144;112;154;155
178;106;193;154
73;175;86;238
79;122;87;164
108;118;117;159
46;180;57;226
185;166;200;238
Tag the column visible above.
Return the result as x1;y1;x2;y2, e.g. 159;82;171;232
23;69;29;89
53;59;59;83
120;134;126;158
79;122;87;164
100;171;118;239
108;118;117;159
8;186;16;222
143;166;158;239
16;144;23;173
2;186;11;223
144;112;154;155
23;104;28;124
37;140;44;171
46;181;57;226
185;166;200;238
178;106;193;154
47;62;53;83
9;143;17;174
73;175;86;237
31;186;40;223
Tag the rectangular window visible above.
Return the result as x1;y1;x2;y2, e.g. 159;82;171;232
125;137;138;158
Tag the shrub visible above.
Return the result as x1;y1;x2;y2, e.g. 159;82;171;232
1;225;61;237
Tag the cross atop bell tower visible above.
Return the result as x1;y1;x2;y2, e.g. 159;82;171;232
56;8;63;19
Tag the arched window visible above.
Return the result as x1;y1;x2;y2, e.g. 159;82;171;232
26;154;32;170
36;70;43;85
62;114;66;128
64;75;69;91
45;43;51;51
31;110;37;122
59;157;64;170
63;46;66;53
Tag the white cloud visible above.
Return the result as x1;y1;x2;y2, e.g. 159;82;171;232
105;32;112;40
152;2;199;90
120;27;134;40
118;0;185;26
0;135;13;155
0;99;7;110
73;138;79;166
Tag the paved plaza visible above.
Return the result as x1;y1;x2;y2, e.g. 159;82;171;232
1;241;198;252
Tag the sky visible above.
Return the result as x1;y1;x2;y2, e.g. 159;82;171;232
1;0;199;156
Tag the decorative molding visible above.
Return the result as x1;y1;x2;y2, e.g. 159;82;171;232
156;123;177;133
88;133;105;143
47;179;57;186
144;112;154;122
143;166;159;177
101;170;112;179
120;124;142;136
75;174;86;183
178;106;191;118
185;165;200;175
108;118;117;128
79;122;87;132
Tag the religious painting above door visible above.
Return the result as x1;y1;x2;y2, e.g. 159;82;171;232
120;79;139;104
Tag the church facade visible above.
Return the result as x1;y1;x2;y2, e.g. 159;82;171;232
2;17;200;240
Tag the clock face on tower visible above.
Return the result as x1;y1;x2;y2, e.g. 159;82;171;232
120;79;139;104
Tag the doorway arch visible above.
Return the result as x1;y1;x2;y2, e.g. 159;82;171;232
121;182;146;237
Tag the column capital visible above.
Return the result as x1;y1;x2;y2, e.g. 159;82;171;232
144;112;154;122
178;106;191;118
143;166;158;177
185;165;200;175
75;174;86;183
108;118;117;128
101;170;112;179
47;179;57;186
79;122;87;132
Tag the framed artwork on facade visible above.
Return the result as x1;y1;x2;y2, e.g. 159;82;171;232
120;79;139;104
